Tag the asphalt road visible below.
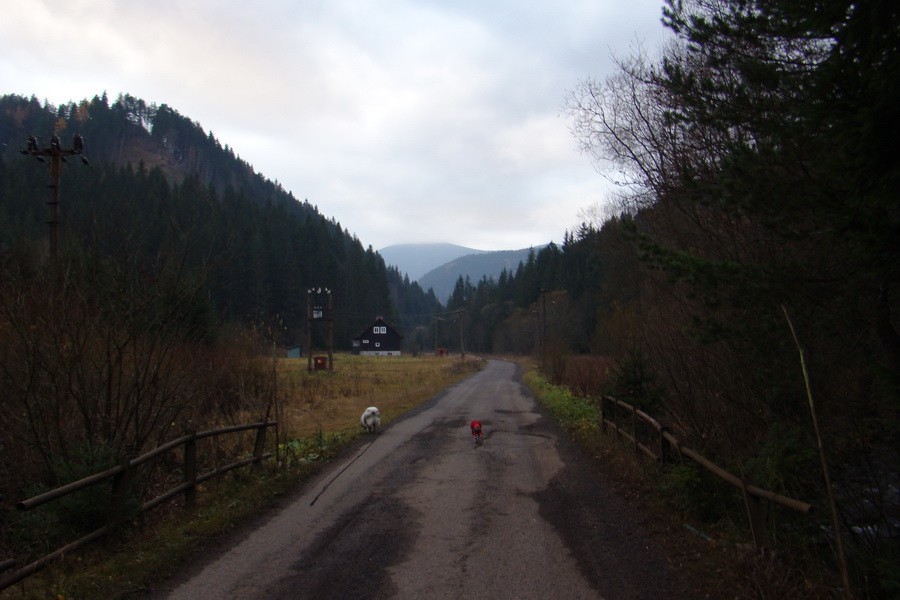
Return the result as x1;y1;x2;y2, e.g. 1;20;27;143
143;359;700;600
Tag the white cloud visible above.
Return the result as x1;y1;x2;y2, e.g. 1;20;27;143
1;0;673;251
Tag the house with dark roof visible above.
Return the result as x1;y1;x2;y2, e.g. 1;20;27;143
352;317;403;356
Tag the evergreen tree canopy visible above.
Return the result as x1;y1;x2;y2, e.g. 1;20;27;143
0;93;441;348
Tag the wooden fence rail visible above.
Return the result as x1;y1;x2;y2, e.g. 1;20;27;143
598;394;813;547
0;421;276;592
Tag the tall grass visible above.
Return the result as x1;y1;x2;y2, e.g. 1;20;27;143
274;355;478;438
524;366;601;442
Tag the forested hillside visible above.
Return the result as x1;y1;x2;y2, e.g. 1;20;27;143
0;93;441;347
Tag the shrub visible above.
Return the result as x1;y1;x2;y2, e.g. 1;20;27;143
605;350;666;414
662;462;733;523
743;422;819;501
7;443;139;561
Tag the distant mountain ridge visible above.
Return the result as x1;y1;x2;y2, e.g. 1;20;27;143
379;243;486;281
418;247;541;302
380;243;543;302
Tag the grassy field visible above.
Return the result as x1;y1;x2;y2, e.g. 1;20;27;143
274;354;483;439
7;354;484;600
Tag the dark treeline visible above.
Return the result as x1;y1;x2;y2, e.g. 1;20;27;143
439;224;638;356
0;92;441;349
438;0;900;595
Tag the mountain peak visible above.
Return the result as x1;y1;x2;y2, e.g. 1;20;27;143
379;243;545;302
379;243;486;281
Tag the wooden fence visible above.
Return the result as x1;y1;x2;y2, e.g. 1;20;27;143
598;395;814;547
0;421;276;592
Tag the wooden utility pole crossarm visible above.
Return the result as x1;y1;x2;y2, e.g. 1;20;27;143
306;287;334;371
20;134;91;263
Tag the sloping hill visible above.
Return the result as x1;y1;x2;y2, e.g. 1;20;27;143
0;93;282;212
379;243;486;281
0;92;442;344
419;247;541;302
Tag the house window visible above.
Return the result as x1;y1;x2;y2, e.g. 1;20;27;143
375;342;381;347
362;339;369;344
374;326;386;334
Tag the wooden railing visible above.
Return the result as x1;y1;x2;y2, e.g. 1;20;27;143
0;421;276;592
598;395;813;547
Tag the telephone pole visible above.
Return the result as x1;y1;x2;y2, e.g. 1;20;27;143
453;308;466;360
306;287;334;372
432;316;444;355
539;289;548;365
20;134;90;263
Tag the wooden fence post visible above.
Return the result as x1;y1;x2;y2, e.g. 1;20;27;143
599;396;606;434
252;423;267;470
184;430;197;509
613;399;620;441
107;454;132;538
740;471;770;549
658;426;668;464
631;405;639;456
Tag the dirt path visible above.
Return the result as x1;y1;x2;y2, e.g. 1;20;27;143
139;360;708;599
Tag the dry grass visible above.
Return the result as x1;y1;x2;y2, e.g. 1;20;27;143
271;354;483;440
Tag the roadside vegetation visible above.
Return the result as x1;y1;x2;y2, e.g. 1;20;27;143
0;274;483;599
524;359;846;600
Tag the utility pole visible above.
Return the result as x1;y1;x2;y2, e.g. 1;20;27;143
307;287;334;372
539;289;548;365
327;291;334;370
432;316;444;355
307;292;313;373
454;309;466;360
20;134;91;263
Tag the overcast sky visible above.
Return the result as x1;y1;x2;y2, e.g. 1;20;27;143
1;0;672;251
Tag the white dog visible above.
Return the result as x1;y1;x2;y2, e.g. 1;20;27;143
360;406;381;433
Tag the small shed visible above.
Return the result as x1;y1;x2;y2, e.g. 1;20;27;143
353;317;403;356
287;345;303;359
